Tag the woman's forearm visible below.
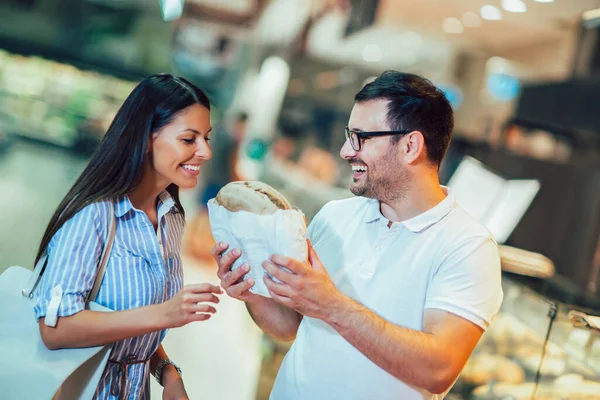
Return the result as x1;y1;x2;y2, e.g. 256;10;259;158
39;303;168;350
150;345;182;387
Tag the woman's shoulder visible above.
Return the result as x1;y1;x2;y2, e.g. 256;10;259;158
53;199;116;241
74;199;115;223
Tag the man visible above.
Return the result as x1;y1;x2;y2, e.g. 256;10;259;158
211;71;503;399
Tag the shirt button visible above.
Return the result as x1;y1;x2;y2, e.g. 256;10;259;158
375;245;381;251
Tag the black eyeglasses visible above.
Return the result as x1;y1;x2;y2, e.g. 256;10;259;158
344;127;413;151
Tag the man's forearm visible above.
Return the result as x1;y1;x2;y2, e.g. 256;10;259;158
324;297;456;394
246;296;302;341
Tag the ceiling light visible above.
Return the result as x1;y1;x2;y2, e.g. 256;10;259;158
443;18;464;34
159;0;184;21
583;8;600;21
583;8;600;28
362;44;382;63
486;56;510;74
462;12;481;27
481;5;502;20
502;0;527;13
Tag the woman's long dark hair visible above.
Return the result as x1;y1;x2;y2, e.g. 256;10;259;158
35;74;210;263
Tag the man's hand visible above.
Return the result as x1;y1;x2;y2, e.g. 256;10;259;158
211;242;259;303
210;242;304;341
262;241;347;320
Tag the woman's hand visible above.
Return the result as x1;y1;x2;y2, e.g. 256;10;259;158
161;366;189;400
161;283;222;328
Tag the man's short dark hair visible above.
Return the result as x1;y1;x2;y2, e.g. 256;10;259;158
354;71;454;167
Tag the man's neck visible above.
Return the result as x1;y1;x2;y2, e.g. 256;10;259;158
379;179;446;224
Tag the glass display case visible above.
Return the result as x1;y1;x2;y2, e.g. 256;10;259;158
451;276;600;399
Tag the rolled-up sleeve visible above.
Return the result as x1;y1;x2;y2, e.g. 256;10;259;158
34;203;104;321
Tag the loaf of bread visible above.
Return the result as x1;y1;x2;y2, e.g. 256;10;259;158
215;181;292;215
208;181;306;298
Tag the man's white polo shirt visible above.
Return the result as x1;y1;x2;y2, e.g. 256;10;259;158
270;188;503;400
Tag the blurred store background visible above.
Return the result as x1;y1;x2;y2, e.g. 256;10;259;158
1;0;600;399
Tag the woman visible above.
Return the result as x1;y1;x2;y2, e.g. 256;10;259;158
33;74;221;400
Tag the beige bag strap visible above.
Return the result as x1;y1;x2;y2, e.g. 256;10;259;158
22;201;117;302
86;201;117;303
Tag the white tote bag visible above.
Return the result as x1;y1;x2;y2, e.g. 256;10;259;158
0;202;117;400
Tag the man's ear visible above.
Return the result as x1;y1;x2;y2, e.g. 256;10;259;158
402;130;426;164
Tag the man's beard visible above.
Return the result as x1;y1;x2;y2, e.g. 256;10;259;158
349;148;409;203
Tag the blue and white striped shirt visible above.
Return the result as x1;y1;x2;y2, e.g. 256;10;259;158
34;191;185;400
